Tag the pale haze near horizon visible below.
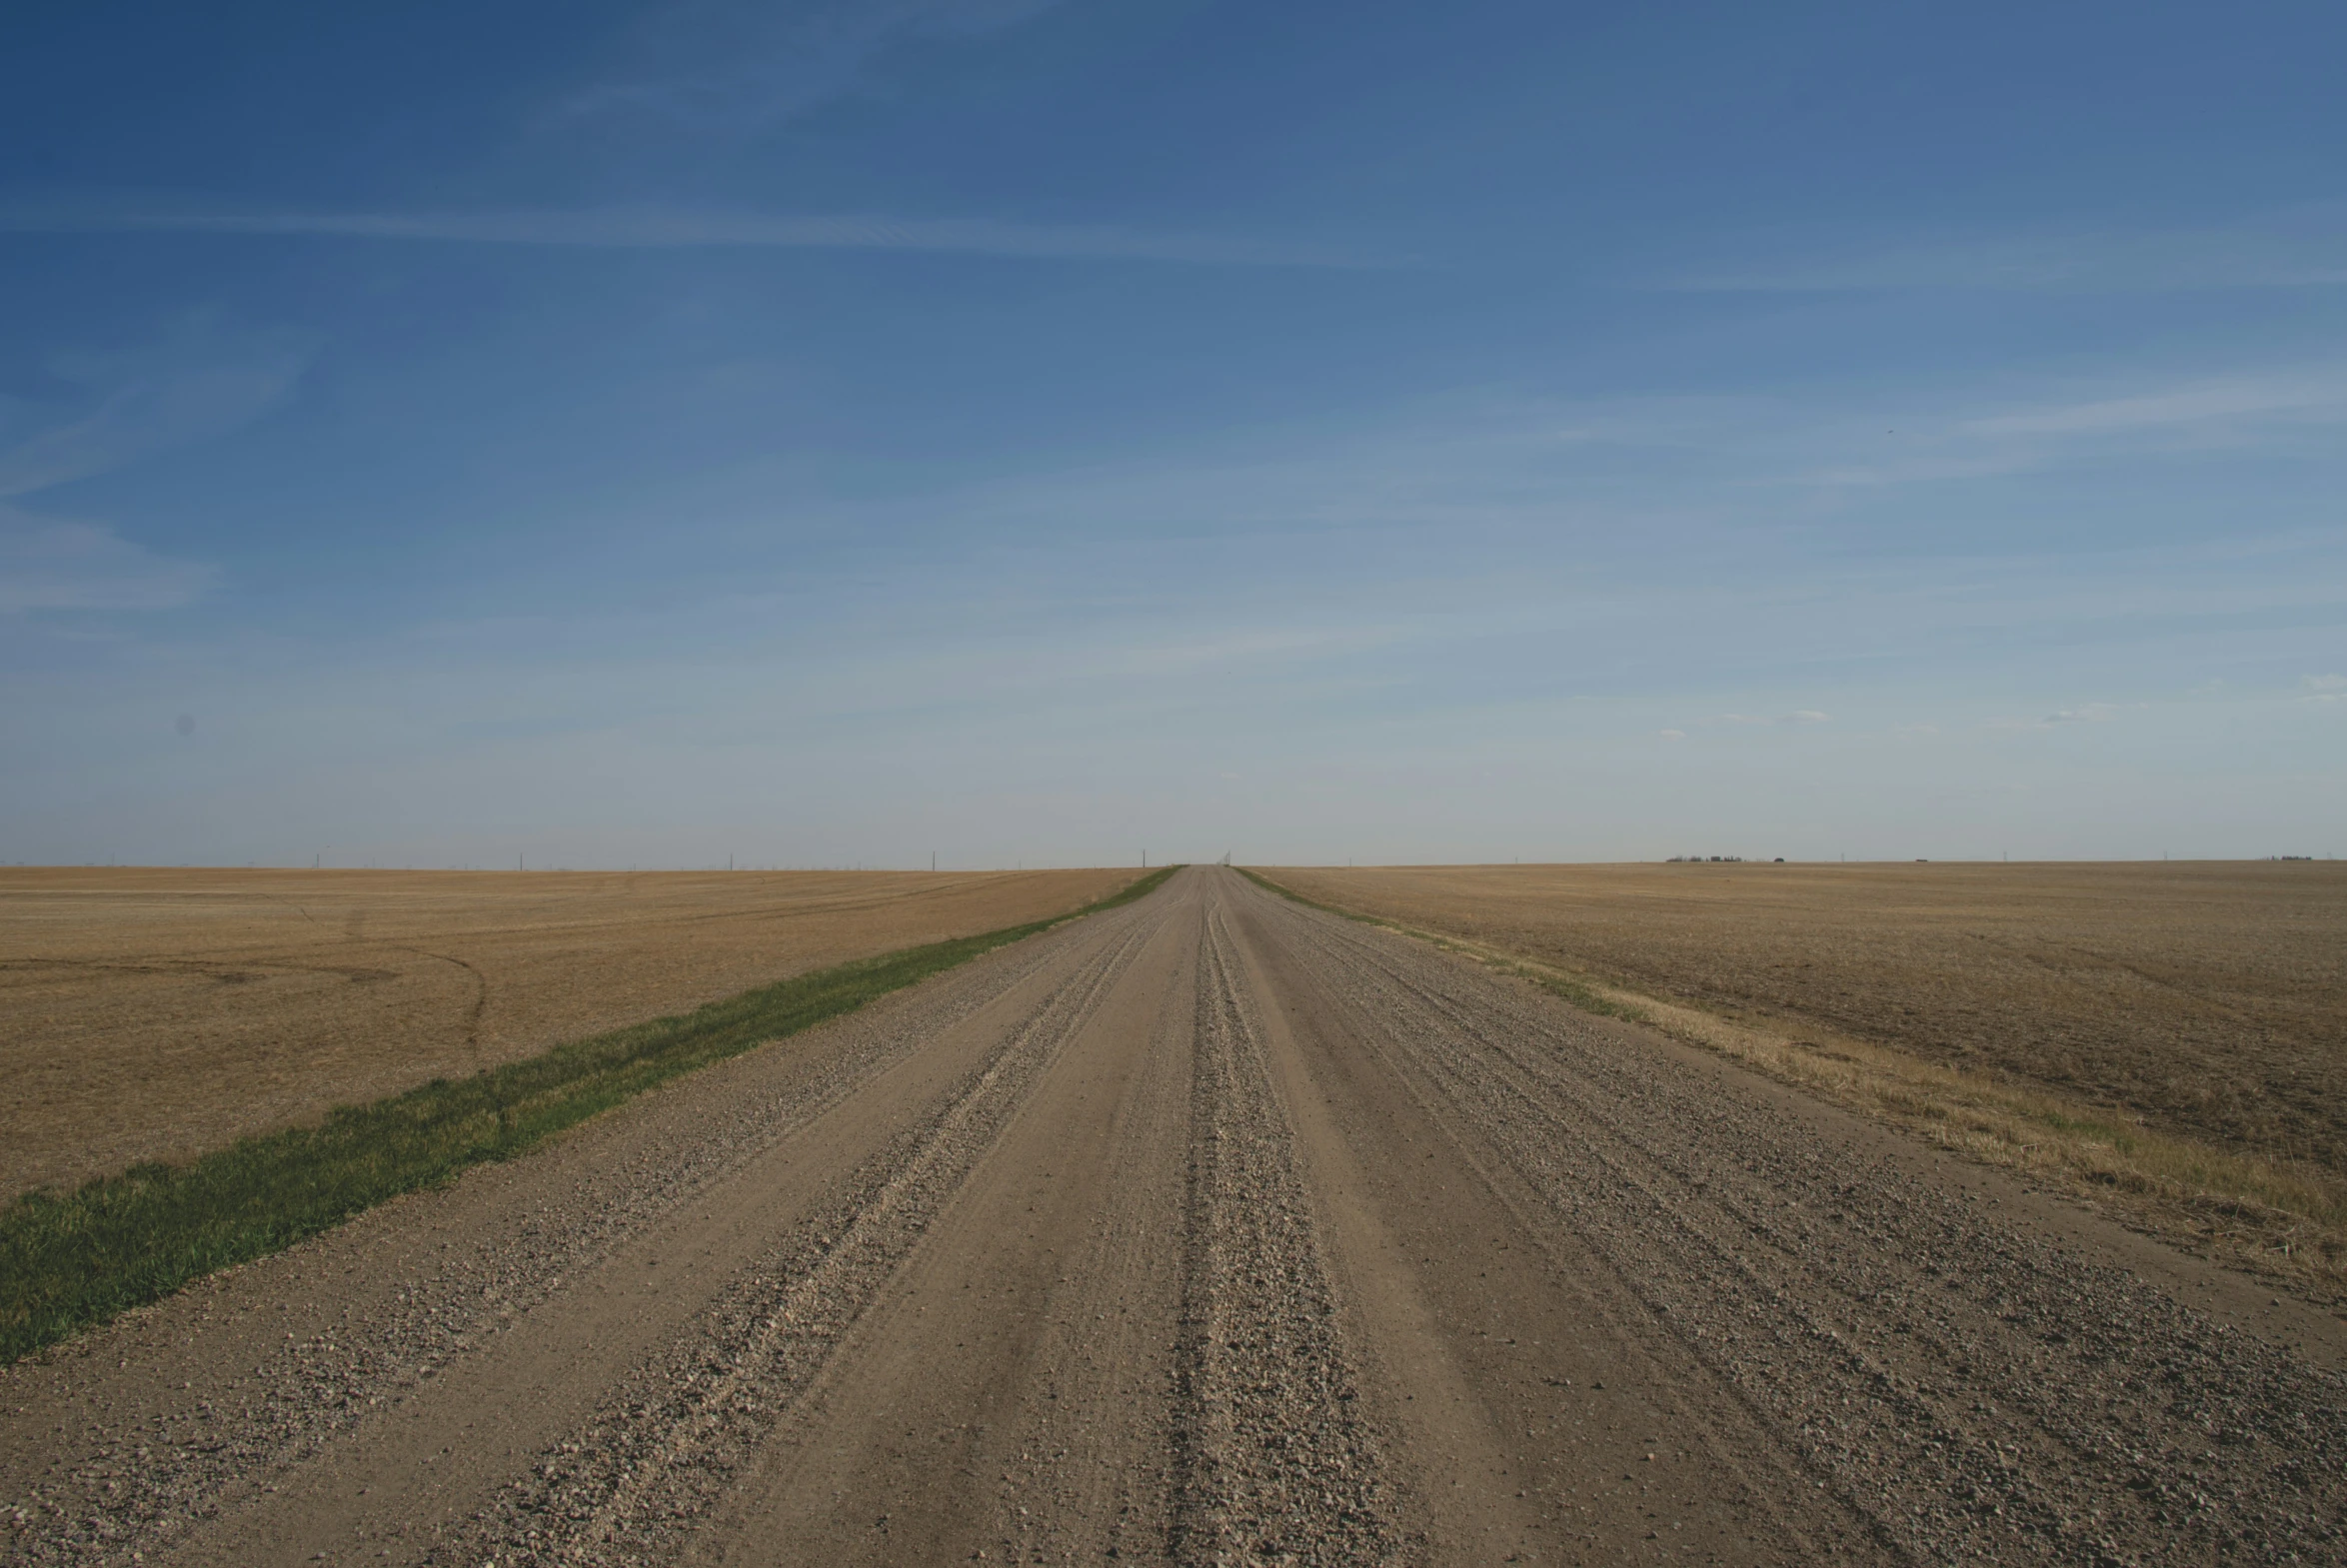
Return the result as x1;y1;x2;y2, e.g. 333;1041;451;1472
3;1;2343;870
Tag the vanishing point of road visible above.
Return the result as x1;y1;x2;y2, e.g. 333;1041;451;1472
5;867;2342;1565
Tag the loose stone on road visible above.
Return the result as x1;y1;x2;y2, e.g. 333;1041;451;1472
5;867;2342;1565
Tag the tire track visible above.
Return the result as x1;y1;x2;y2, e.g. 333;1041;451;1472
1167;904;1403;1564
4;897;1162;1568
1245;884;2347;1566
14;868;2342;1568
429;900;1166;1566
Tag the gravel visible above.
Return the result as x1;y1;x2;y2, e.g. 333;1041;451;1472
6;868;2341;1568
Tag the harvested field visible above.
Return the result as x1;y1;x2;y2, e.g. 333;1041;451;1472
0;866;1135;1199
11;868;2344;1568
1268;860;2347;1176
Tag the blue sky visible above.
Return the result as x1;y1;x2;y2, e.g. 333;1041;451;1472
3;0;2343;867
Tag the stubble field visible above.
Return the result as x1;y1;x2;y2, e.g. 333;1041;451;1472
1269;860;2347;1180
13;867;2345;1568
0;866;1135;1199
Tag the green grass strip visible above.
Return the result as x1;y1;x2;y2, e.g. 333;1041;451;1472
1232;865;1357;916
0;865;1180;1365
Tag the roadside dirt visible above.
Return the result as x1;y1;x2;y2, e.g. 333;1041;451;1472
5;868;2341;1565
0;866;1134;1197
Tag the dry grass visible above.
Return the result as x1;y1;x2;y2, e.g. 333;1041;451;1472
0;867;1135;1199
1261;861;2347;1301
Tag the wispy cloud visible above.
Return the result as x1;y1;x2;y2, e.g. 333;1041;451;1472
0;506;212;613
1793;369;2347;490
0;319;286;613
2304;674;2347;704
1489;366;2347;498
1102;626;1395;677
1991;702;2130;730
0;317;312;500
1659;216;2347;293
1706;710;1829;727
557;0;1068;132
1964;374;2347;438
0;205;1377;269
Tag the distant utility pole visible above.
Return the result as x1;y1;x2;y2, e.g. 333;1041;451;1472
932;851;937;872
1143;850;1149;868
519;852;525;871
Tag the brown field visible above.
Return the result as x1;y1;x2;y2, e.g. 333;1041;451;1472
1269;860;2347;1179
0;865;1135;1198
15;867;2346;1566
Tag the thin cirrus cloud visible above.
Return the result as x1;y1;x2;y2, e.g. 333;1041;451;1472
1990;703;2127;730
0;205;1382;269
0;327;312;500
556;0;1068;132
1786;368;2347;491
1655;217;2347;293
0;507;213;613
1962;373;2347;438
0;318;299;613
1511;369;2347;499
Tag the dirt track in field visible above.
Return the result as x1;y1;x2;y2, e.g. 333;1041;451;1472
0;866;1134;1197
6;867;2343;1565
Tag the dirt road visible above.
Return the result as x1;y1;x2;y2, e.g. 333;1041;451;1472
6;868;2342;1565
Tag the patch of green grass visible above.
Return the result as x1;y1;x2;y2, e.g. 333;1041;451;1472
0;865;1180;1365
1512;966;1652;1023
1233;866;1364;918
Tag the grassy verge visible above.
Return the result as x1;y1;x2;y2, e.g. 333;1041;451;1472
1238;867;2347;1303
1;865;1180;1365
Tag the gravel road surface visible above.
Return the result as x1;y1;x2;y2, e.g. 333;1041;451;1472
5;867;2342;1565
